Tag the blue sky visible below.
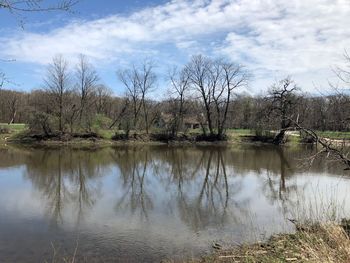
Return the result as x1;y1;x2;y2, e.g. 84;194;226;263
1;0;350;96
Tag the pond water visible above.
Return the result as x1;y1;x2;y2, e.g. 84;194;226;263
0;144;349;262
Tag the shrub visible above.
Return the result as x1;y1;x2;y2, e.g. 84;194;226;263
91;114;113;130
28;112;55;135
112;131;129;141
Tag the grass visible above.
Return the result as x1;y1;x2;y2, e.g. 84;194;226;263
228;129;350;144
186;182;350;263
316;131;350;140
0;123;26;131
186;221;350;263
229;129;350;143
227;129;254;135
286;133;302;146
0;123;27;143
96;129;115;140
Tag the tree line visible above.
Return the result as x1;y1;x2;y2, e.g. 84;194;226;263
0;54;349;139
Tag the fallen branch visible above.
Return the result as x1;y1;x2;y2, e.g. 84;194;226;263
288;119;350;170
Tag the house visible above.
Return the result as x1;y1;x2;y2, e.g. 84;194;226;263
183;116;201;129
155;113;205;130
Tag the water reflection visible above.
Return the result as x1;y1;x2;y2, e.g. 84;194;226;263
260;147;298;217
22;148;105;227
0;145;348;262
114;148;153;219
108;146;251;231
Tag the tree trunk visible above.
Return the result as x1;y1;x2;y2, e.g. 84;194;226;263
273;130;287;145
8;109;16;125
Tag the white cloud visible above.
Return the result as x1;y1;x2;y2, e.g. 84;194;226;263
1;0;350;92
217;0;350;91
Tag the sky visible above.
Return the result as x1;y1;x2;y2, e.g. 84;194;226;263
1;0;350;97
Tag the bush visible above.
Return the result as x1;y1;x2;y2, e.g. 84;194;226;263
28;112;55;135
195;133;228;141
91;114;113;130
112;131;129;141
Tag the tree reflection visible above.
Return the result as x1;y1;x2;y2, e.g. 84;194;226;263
23;148;105;227
73;154;100;226
173;148;247;231
6;144;338;234
114;148;153;219
260;147;299;216
111;146;248;231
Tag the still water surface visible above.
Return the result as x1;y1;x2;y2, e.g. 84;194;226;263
0;145;349;262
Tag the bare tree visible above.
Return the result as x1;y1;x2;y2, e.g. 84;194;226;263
108;98;130;130
118;67;142;130
75;54;99;125
212;59;249;138
0;59;15;93
6;91;19;124
168;67;190;135
0;89;21;124
0;0;78;99
265;77;300;144
44;55;71;132
0;72;5;90
138;61;157;134
118;61;156;134
329;51;350;131
334;51;350;86
65;96;79;133
186;55;214;135
287;119;350;171
95;84;112;115
186;55;249;138
0;0;77;13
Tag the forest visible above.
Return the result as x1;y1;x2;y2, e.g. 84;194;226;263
1;53;349;143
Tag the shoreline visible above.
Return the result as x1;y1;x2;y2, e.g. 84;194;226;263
1;136;298;148
2;121;350;148
187;221;350;263
1;127;349;148
0;130;269;147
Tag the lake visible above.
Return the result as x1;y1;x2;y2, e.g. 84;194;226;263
0;144;349;262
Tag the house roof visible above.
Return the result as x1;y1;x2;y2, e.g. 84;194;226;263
159;112;202;125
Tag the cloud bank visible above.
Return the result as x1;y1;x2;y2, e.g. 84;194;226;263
1;0;350;91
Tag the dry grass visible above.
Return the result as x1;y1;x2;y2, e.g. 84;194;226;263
189;222;350;263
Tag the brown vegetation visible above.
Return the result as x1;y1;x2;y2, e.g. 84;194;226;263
190;222;350;263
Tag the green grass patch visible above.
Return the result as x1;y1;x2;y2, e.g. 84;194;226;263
97;129;116;140
0;123;27;143
287;133;301;145
317;131;350;140
0;123;26;131
227;129;254;136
